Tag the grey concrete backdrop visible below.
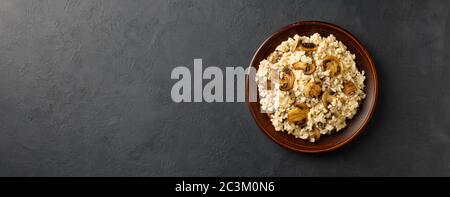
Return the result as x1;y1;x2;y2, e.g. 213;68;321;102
0;0;449;176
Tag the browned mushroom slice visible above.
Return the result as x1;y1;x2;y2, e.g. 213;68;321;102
287;108;306;125
293;61;316;75
322;56;343;77
304;81;322;98
343;80;357;96
292;61;306;70
287;104;310;125
268;51;280;64
303;61;316;75
308;127;321;142
299;42;317;51
279;67;295;91
322;89;336;107
294;102;308;110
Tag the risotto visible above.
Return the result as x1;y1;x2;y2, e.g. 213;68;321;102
255;33;366;142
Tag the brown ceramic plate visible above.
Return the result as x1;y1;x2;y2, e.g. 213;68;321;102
246;21;378;153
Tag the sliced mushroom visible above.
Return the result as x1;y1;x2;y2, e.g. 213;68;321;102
292;61;306;70
304;81;322;98
343;80;357;96
294;102;309;110
287;103;310;125
268;51;280;64
288;95;296;105
308;127;321;142
279;67;295;91
293;61;316;75
299;42;317;51
322;56;343;77
322;89;337;107
303;62;316;75
266;79;272;90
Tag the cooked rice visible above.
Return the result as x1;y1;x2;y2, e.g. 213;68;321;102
255;33;366;142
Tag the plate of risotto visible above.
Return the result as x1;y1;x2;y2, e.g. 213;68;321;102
247;21;378;153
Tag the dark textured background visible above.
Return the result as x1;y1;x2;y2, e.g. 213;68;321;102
0;0;449;176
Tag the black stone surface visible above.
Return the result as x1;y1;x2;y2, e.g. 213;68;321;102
0;0;449;176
